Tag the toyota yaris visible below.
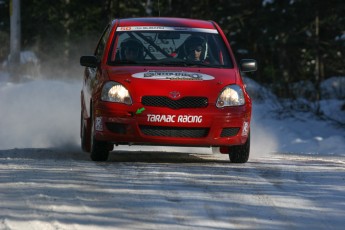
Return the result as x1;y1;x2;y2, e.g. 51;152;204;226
80;17;257;162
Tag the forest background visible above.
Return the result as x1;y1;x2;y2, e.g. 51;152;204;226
0;0;344;99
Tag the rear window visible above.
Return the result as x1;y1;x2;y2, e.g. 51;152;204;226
108;26;233;68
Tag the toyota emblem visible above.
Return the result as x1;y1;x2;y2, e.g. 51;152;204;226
169;91;181;99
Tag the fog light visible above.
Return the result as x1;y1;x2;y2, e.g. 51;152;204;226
95;116;103;131
241;121;249;136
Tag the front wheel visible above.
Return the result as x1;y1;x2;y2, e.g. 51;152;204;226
80;112;91;152
228;133;250;163
90;115;111;161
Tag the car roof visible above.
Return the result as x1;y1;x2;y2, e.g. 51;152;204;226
113;17;216;29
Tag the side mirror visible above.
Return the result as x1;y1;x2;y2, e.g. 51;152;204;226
80;55;100;68
240;59;257;72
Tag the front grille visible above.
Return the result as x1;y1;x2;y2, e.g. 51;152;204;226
220;128;240;137
142;96;208;109
140;125;209;138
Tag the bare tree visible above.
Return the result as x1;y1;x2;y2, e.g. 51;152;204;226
9;0;21;80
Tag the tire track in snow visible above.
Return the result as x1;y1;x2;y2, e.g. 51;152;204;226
1;149;345;229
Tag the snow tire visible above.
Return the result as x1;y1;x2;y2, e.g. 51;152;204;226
90;113;110;161
229;133;250;163
81;112;91;152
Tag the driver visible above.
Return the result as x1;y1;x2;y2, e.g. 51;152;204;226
120;38;144;61
184;36;208;62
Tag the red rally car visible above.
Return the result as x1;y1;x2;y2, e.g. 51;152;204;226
80;17;257;162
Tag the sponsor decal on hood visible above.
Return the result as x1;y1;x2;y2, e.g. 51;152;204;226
132;71;214;81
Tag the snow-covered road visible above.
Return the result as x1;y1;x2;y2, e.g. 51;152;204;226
1;148;344;230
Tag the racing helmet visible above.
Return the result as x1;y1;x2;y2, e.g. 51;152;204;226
120;38;144;60
183;36;208;61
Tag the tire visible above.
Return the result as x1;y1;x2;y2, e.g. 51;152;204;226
80;112;91;152
229;133;250;163
90;114;110;161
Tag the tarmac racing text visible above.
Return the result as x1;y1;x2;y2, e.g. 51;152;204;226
147;114;202;123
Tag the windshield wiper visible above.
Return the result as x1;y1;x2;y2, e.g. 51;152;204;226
116;60;139;64
112;59;223;68
157;59;188;66
156;58;211;67
185;60;227;68
183;60;210;67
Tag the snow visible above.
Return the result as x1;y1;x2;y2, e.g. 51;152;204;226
320;76;345;99
2;50;39;67
0;79;80;149
0;75;343;155
0;72;344;229
251;99;344;156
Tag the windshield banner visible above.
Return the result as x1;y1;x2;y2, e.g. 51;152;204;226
116;26;218;34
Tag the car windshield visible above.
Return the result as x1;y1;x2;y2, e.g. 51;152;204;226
108;26;233;68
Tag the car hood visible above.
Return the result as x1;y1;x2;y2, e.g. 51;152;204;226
106;66;241;103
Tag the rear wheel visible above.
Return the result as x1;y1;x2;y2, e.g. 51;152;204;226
90;114;110;161
229;133;250;163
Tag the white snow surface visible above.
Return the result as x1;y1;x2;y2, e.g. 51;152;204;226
0;74;344;229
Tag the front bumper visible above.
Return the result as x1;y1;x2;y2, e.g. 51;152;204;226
93;102;251;147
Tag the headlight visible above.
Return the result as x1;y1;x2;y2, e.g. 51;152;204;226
216;85;245;108
101;82;132;105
